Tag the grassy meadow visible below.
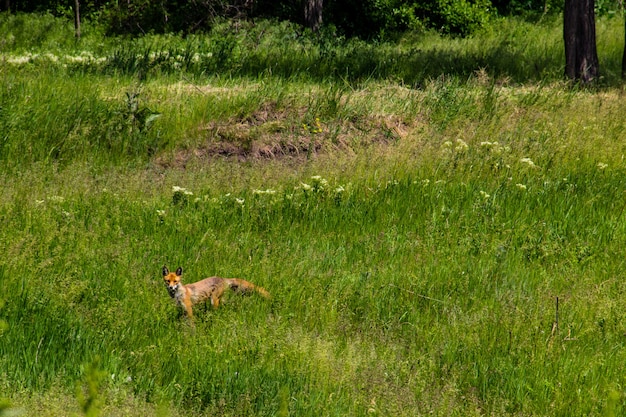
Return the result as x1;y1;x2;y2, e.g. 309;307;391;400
3;12;626;416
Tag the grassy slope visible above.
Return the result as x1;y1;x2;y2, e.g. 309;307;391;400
2;13;626;417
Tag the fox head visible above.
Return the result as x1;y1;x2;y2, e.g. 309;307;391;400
162;265;183;298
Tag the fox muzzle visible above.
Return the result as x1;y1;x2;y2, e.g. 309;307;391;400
166;284;178;298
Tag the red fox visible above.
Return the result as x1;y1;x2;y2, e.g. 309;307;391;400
162;265;270;319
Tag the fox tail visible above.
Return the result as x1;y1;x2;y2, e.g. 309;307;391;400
227;278;271;299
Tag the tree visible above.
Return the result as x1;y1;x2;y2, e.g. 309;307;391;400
304;0;323;32
623;15;626;79
73;0;81;38
563;0;599;83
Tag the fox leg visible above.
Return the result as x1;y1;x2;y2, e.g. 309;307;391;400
210;286;226;309
182;299;194;318
210;294;220;308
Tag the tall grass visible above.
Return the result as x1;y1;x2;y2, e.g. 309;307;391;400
2;12;623;86
1;13;624;170
3;118;626;415
2;12;626;416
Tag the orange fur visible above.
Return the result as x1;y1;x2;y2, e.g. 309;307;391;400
162;265;270;319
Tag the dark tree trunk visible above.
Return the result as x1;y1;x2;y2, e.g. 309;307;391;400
304;0;323;32
2;0;9;12
73;0;81;38
564;0;599;83
622;15;626;79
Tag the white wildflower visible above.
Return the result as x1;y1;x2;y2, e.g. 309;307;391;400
520;157;536;168
597;162;608;170
481;140;504;154
253;188;277;195
491;141;503;155
515;183;527;191
301;183;312;191
311;176;328;189
235;198;245;205
455;139;469;152
7;55;33;64
65;55;86;63
43;53;59;62
480;191;490;199
172;186;193;196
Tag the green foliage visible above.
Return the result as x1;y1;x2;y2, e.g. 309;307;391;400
0;11;107;53
0;12;72;51
96;0;229;35
122;91;162;136
594;0;624;17
324;0;495;38
432;0;494;36
3;0;537;39
492;0;563;16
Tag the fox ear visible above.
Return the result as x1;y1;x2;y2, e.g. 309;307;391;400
162;265;169;276
176;267;183;276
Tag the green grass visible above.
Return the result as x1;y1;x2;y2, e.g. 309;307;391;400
2;12;626;417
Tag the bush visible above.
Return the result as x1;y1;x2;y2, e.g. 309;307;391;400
326;0;494;38
415;0;494;36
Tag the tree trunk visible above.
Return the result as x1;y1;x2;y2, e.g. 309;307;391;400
564;0;599;83
304;0;323;32
2;0;10;12
73;0;81;38
622;13;626;79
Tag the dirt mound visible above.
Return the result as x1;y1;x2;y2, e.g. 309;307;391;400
156;102;411;168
